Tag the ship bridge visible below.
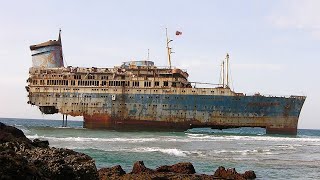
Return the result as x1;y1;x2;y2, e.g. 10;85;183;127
121;61;155;69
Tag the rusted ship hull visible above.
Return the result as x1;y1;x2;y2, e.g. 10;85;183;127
79;93;304;135
83;114;300;135
83;114;192;131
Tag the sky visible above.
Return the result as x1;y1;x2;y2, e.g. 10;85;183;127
0;0;319;129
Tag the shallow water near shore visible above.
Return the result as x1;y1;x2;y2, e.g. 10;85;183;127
1;118;320;179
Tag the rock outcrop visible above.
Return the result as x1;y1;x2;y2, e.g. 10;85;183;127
131;161;155;174
0;121;31;144
98;161;257;180
156;162;196;174
0;122;98;180
98;165;126;180
213;166;256;180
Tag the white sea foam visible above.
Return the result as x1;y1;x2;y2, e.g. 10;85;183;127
27;134;40;139
131;147;188;157
14;124;31;134
75;146;204;157
20;128;31;134
272;144;296;150
27;133;320;146
212;148;276;156
126;147;206;157
26;135;158;143
185;133;320;143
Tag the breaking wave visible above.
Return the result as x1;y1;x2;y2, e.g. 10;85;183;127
185;133;320;142
27;133;320;145
129;147;189;157
27;135;158;143
77;147;204;157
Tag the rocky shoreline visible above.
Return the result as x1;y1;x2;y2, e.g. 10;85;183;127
98;161;256;180
0;122;256;180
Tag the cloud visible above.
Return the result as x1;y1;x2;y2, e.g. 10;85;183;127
268;0;320;39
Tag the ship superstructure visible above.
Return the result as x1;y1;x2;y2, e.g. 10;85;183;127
26;31;306;135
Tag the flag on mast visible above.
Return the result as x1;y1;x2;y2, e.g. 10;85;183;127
175;31;182;36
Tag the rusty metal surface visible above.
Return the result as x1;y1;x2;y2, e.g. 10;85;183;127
31;46;64;68
82;112;300;135
30;31;64;68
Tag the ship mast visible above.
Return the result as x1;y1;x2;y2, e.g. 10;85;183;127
222;60;225;88
166;28;173;69
220;53;230;88
226;53;229;88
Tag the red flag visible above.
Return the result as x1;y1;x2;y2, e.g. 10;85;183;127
175;31;182;36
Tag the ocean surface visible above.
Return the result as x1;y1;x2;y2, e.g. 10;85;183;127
1;118;320;179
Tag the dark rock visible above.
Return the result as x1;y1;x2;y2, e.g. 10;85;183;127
32;138;49;148
98;165;126;179
99;162;256;180
0;122;31;144
131;161;154;174
0;122;99;180
171;162;196;174
120;172;213;180
242;170;256;179
214;166;255;180
214;166;225;177
0;150;42;180
156;162;196;174
227;168;245;180
156;165;171;172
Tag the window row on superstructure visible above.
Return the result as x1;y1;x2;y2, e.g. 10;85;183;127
30;79;182;88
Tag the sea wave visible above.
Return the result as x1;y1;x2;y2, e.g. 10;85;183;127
212;149;275;156
130;147;189;157
27;133;320;145
185;133;320;142
27;135;158;143
78;147;204;157
210;145;300;156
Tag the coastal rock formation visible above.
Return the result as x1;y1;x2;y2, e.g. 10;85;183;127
156;162;196;174
98;165;126;179
131;161;155;174
32;138;49;148
98;161;256;180
242;170;257;179
0;122;98;180
0;121;31;144
213;166;256;180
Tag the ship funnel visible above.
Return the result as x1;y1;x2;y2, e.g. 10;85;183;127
29;30;64;68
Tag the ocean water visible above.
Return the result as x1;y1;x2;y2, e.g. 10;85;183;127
1;118;320;179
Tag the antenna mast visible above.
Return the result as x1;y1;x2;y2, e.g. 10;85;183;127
166;28;173;69
226;53;229;88
219;53;231;88
222;60;225;88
